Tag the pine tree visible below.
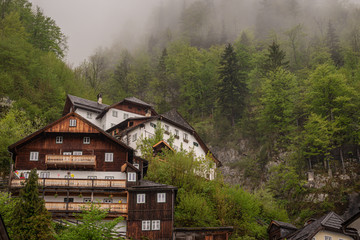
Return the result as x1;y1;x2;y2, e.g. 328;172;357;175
264;41;289;72
326;21;343;67
217;43;247;126
11;169;54;240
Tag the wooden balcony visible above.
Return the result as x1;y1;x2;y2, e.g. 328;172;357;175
45;155;96;167
45;202;128;214
11;178;126;188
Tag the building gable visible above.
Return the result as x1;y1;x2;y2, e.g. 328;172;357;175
45;114;100;134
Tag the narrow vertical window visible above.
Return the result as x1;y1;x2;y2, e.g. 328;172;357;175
157;193;166;203
83;137;90;144
69;119;76;127
112;110;118;118
56;136;63;144
152;220;160;230
137;194;145;203
128;172;136;182
105;153;113;162
86;112;92;119
123;113;129;119
142;220;150;231
30;152;39;161
132;133;137;142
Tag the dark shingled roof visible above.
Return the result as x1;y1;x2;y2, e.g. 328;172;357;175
124;96;152;107
131;180;176;190
288;212;344;240
161;109;193;131
68;94;108;112
273;220;297;230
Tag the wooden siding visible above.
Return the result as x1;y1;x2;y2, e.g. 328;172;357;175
14;133;128;171
45;115;99;133
127;220;173;240
113;103;149;116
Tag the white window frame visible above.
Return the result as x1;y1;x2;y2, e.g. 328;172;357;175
128;172;136;182
137;193;145;204
123;113;129;119
87;176;97;179
63;152;72;155
86;112;92;119
157;193;166;203
112;110;118;118
83;137;90;144
132;133;137;142
73;151;83;155
142;220;151;231
152;220;160;230
56;136;63;144
30;152;39;161
69;119;76;127
105;153;113;162
23;172;30;179
103;198;113;203
39;172;50;178
83;198;91;203
105;176;114;179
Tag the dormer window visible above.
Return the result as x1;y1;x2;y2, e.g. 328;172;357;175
112;110;118;118
128;172;136;182
56;136;63;144
69;119;76;127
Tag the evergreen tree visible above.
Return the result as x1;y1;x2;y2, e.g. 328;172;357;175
11;169;54;240
263;41;289;72
217;43;247;126
326;21;343;67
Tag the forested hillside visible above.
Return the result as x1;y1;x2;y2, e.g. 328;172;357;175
2;0;360;234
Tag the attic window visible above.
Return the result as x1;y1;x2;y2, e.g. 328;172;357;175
69;119;77;127
128;172;136;182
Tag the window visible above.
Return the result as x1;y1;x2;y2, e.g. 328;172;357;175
152;220;160;230
150;122;156;128
164;125;170;134
73;151;83;155
103;198;113;203
23;172;30;179
30;152;39;161
105;176;114;179
64;198;74;203
132;133;137;142
183;133;188;142
63;152;72;155
83;198;91;203
193;142;199;147
56;136;63;144
86;112;92;119
137;194;145;203
157;193;166;203
142;220;151;231
174;129;179;138
123;113;129;119
40;172;50;178
87;176;97;179
83;137;90;144
112;110;118;118
69;119;76;127
133;163;139;169
105;153;113;162
324;237;332;240
128;172;136;182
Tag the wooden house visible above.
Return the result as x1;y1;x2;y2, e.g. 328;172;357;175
8;112;176;239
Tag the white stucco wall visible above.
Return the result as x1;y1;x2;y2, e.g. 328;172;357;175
44;195;127;204
314;230;353;240
74;108;102;127
103;109;143;130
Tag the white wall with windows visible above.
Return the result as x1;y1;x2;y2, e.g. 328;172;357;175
75;108;101;127
313;230;353;240
44;195;127;204
102;108;143;131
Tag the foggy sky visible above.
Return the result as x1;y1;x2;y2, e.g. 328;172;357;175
30;0;162;66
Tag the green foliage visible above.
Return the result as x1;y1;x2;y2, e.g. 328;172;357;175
11;169;54;240
55;203;124;240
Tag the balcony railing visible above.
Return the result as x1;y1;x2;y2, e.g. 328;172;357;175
11;178;126;188
45;155;96;166
45;202;128;214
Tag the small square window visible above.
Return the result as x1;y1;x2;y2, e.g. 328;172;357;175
157;193;166;203
142;220;150;231
69;119;77;127
64;198;74;203
63;152;72;155
30;152;39;161
83;137;90;144
137;194;145;204
87;112;92;119
105;153;113;162
83;198;91;203
103;198;113;203
73;151;82;155
132;133;137;142
128;172;136;182
56;136;63;144
40;172;50;178
124;113;129;119
87;176;97;179
112;110;118;118
105;176;114;179
152;220;160;230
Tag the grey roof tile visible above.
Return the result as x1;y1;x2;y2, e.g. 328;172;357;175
68;94;108;112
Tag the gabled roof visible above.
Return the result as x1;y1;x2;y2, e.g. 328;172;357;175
342;210;360;228
96;96;156;119
130;180;177;190
160;109;193;131
121;162;140;173
66;94;108;113
8;112;134;155
268;220;297;232
153;140;174;152
287;212;345;240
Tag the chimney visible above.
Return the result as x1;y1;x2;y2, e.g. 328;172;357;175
97;93;102;104
145;109;151;117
